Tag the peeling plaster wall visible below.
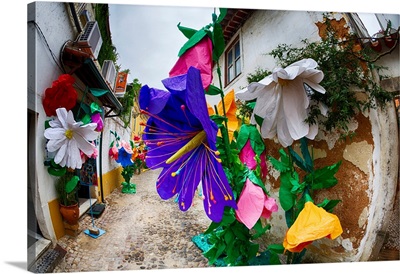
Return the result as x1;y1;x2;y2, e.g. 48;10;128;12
262;106;398;263
216;8;399;262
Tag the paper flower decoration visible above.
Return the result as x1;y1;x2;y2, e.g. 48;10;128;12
207;89;239;141
140;66;237;222
42;74;78;117
238;140;268;181
236;58;326;147
109;143;119;160
44;107;99;169
236;124;268;180
169;36;213;90
283;201;343;253
91;112;104;132
116;141;133;168
235;178;278;229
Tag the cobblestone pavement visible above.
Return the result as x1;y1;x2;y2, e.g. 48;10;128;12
54;169;214;272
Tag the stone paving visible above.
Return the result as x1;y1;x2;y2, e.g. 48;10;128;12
54;169;214;272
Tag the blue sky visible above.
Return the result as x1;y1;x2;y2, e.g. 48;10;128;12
108;4;215;89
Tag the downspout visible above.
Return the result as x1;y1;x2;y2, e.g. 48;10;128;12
99;118;105;203
68;3;82;33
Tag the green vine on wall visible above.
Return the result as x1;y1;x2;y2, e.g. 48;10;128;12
118;78;142;128
267;13;394;135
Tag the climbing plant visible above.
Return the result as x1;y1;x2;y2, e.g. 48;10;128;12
268;13;394;135
118;77;142;128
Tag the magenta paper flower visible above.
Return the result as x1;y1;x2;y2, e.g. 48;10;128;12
91;112;104;132
140;67;237;222
169;37;213;90
235;178;278;229
239;140;268;181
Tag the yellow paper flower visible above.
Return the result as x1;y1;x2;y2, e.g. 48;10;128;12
283;201;343;253
207;89;239;141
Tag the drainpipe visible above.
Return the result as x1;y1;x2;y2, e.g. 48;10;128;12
99;120;105;203
68;3;82;33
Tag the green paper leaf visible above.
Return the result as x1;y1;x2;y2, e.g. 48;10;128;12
268;155;289;173
248;125;265;156
232;223;249;241
310;161;342;190
288;146;309;172
216;8;227;23
300;138;313;171
177;22;198;39
81;114;91;125
210;116;228;131
317;198;342;213
206;84;223;95
44;120;51;129
90;102;102;113
252;219;271;239
178;28;208;57
89;88;109;97
247;101;256;110
224;229;234;245
279;172;296;211
236;124;250;151
254;114;264;127
212;22;225;61
65;176;79;194
267;244;285;254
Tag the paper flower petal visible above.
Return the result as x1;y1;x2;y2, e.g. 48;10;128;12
239;140;257;170
283;201;343;252
169;37;213;90
236;58;326;147
236;179;265;229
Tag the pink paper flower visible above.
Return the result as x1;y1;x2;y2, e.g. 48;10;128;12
239;141;257;169
235;178;278;229
109;144;119;160
169;37;213;90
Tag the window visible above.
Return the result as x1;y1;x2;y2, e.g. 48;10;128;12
356;13;399;36
225;38;242;85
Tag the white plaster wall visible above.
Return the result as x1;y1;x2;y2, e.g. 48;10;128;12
101;116;132;173
28;2;80;244
208;10;324;106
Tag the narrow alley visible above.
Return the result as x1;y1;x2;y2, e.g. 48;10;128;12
53;169;213;272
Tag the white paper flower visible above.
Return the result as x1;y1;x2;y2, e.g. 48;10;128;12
236;58;326;147
44;108;99;169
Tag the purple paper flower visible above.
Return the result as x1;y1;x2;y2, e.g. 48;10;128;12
139;67;237;222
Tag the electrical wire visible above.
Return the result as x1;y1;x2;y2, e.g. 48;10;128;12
28;20;66;74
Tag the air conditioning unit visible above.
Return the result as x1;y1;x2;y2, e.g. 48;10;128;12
101;60;117;91
77;21;103;59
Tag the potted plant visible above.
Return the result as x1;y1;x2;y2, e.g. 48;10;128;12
55;171;80;225
382;21;398;48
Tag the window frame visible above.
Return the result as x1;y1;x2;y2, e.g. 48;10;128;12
224;36;242;87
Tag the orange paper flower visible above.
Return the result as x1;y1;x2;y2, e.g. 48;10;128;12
207;89;239;141
283;201;343;253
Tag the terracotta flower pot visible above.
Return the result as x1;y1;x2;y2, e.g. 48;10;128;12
384;31;398;48
59;203;80;225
